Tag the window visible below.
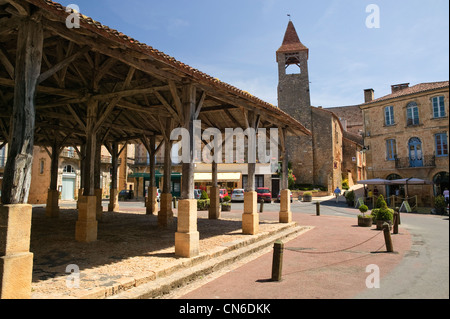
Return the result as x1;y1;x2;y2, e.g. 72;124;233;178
39;159;45;175
435;133;448;157
63;165;75;173
384;106;395;126
433;96;446;118
386;139;397;161
406;102;420;126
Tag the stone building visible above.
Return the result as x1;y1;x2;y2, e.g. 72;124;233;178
360;81;449;206
276;21;365;191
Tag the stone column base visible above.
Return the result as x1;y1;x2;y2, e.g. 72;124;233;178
76;196;98;243
175;199;199;258
243;191;259;235
279;189;292;223
0;204;33;299
146;187;158;215
0;253;33;299
158;193;173;228
209;187;221;220
46;189;60;218
108;189;120;212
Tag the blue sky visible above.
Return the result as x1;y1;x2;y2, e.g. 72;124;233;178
58;0;449;107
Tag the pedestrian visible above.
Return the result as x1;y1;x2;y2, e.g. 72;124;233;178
373;186;379;197
444;188;450;205
334;187;342;203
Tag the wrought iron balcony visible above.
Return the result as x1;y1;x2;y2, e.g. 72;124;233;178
395;155;436;169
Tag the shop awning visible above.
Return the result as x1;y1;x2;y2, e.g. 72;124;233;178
194;172;241;182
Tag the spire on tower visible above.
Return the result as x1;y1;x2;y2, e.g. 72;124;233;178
277;20;309;59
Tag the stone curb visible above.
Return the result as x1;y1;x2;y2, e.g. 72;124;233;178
106;223;310;299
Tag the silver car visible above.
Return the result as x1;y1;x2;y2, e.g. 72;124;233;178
231;189;245;202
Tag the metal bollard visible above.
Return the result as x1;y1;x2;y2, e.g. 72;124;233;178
260;199;264;213
173;197;177;209
271;241;284;282
383;223;394;252
316;202;320;216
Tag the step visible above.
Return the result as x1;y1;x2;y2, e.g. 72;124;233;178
108;223;311;299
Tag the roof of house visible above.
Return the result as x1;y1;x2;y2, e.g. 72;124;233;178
276;21;309;56
362;81;449;106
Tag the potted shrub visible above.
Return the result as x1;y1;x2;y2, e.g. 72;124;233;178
302;192;312;202
371;196;394;230
221;195;231;212
345;190;355;207
434;195;446;215
358;205;372;227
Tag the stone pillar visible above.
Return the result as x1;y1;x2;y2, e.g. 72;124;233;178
45;189;60;218
175;199;199;258
75;196;98;243
242;191;259;235
95;188;103;221
0;205;34;299
209;187;221;220
279;189;292;223
158;193;173;228
146;187;158;216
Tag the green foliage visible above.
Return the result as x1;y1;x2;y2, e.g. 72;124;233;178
200;190;209;200
375;194;388;209
223;195;231;202
197;199;210;211
434;195;446;209
342;179;349;190
345;190;355;202
303;192;313;197
359;205;369;214
371;207;394;222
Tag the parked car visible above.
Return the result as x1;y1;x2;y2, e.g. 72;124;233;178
118;189;134;201
194;189;202;200
277;191;293;203
219;189;229;202
256;187;272;203
231;189;245;202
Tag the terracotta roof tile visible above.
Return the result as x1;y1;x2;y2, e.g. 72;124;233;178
363;81;449;105
277;21;309;55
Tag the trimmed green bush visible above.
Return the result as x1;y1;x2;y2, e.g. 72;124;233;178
359;205;369;215
371;207;394;222
197;199;210;211
200;190;209;200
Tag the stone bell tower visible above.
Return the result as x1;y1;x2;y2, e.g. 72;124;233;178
276;21;314;184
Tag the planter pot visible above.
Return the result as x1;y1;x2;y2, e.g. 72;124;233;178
221;205;231;212
376;220;392;230
303;195;312;202
358;216;373;227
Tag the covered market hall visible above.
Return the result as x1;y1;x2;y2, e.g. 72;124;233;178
0;0;310;298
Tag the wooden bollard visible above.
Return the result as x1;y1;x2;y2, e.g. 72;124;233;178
393;212;399;235
383;223;394;252
271;241;284;282
316;202;320;216
260;199;264;213
173;197;177;209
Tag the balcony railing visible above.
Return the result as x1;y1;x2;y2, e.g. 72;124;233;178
395;155;436;169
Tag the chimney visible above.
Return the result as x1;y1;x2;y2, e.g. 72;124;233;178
391;83;410;94
364;89;374;103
